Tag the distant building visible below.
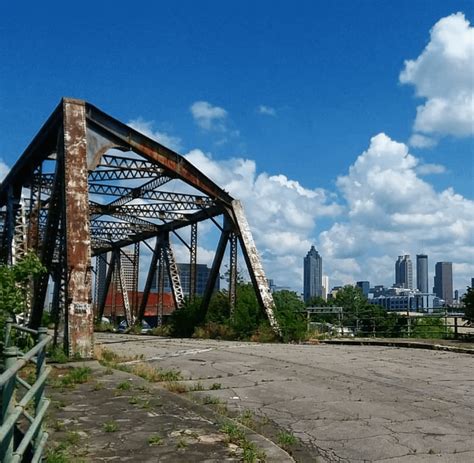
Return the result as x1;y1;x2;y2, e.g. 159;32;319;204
454;289;459;301
416;254;428;293
151;263;218;296
370;292;442;311
356;281;370;298
303;246;323;303
322;275;329;301
395;255;413;289
434;262;453;305
471;277;474;288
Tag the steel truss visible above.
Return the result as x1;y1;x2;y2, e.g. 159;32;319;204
0;98;281;358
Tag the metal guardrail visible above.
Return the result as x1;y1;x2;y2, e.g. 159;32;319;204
0;319;52;463
307;313;473;340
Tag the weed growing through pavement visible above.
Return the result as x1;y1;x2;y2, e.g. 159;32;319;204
148;434;164;446
51;367;92;389
116;381;132;391
220;423;266;462
103;420;119;432
210;382;222;390
277;431;298;451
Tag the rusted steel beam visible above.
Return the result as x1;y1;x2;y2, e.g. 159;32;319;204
30;153;64;329
85;104;234;205
97;251;116;322
91;205;223;255
189;223;197;301
230;200;282;337
201;224;230;313
62;99;93;358
229;232;238;316
137;236;161;322
0;101;62;206
162;234;185;310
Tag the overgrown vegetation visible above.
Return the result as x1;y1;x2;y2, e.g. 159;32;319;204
0;252;45;342
462;287;474;323
165;283;307;343
50;366;92;389
220;422;266;462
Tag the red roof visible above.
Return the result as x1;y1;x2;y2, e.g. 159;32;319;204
102;290;175;317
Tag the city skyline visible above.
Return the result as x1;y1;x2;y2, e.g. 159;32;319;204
1;3;472;293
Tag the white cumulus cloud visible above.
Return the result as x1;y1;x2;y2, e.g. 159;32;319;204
400;12;474;140
190;101;228;131
319;133;474;290
184;148;342;289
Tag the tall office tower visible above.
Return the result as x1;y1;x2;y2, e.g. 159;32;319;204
433;262;453;305
303;246;323;303
322;275;329;301
356;281;370;297
416;254;429;293
395;255;413;289
471;277;474;288
113;248;135;291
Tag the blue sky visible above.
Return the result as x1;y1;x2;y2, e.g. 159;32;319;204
1;1;473;293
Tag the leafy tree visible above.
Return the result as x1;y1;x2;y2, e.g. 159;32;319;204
410;317;450;339
462;287;474;323
273;290;307;342
305;296;327;307
168;296;206;338
230;283;263;338
0;253;45;326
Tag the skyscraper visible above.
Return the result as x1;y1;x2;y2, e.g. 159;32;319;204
395;255;413;289
356;281;370;297
303;246;322;303
322;275;329;301
416;254;428;293
434;262;453;305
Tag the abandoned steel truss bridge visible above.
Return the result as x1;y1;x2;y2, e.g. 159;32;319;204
0;98;280;357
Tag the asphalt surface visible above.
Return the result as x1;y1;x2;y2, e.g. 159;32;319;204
97;334;474;462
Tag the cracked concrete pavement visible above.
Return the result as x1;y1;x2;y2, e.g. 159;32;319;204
97;334;474;462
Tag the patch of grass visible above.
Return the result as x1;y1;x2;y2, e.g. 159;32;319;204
221;423;246;443
48;346;69;364
220;423;266;462
128;396;139;405
51;420;64;432
65;431;81;446
148;434;164;446
238;410;257;429
202;395;221;405
45;449;69;463
51;366;92;389
164;381;188;393
277;431;298;451
210;382;222;390
103;420;119;433
92;381;104;391
190;381;204;391
116;381;132;391
176;438;188;449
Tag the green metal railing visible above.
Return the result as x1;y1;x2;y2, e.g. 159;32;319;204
0;319;52;463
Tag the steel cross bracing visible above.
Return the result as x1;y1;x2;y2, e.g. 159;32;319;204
0;98;281;357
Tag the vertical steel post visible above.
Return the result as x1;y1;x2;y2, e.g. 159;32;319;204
132;242;140;319
189;223;197;301
201;225;230;313
138;237;161;322
229;232;238;317
34;327;48;449
62;99;93;358
230;200;282;337
0;347;19;461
